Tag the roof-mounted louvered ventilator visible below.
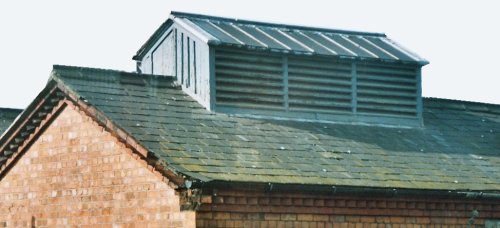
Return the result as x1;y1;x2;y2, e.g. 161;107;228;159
214;48;421;125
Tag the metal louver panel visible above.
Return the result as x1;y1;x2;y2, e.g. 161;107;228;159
356;63;418;117
215;49;284;110
288;57;352;113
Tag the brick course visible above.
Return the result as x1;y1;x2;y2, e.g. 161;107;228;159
0;104;194;227
197;189;499;228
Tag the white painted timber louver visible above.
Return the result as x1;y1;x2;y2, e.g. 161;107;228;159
288;57;352;113
356;63;418;117
215;49;284;110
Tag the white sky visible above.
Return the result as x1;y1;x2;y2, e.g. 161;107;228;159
0;0;499;109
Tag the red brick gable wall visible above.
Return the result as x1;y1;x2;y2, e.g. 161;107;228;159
0;104;194;227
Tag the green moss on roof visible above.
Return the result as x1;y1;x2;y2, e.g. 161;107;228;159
51;65;500;191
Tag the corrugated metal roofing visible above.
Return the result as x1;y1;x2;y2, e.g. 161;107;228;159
159;12;428;65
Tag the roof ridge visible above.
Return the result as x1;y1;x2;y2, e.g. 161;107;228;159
52;65;175;79
424;97;500;107
424;97;500;114
170;11;387;37
0;108;23;112
53;64;140;75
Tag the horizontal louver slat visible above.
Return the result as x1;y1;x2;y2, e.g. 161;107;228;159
217;86;284;96
357;97;416;106
288;75;352;87
289;99;352;108
357;88;416;99
357;63;417;75
288;84;352;95
217;78;282;88
216;61;282;73
288;59;352;72
288;68;351;80
357;63;418;117
357;81;415;91
290;104;352;114
216;51;283;65
356;74;416;84
217;69;283;80
288;57;352;113
357;105;416;116
215;49;284;109
217;93;283;104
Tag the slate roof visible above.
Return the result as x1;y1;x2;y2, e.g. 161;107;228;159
43;65;500;192
0;108;22;135
134;12;428;65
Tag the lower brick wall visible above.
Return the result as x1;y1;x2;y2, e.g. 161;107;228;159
0;104;194;227
197;190;500;228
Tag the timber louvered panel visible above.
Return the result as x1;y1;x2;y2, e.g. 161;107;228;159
356;63;418;117
215;50;284;110
288;57;352;113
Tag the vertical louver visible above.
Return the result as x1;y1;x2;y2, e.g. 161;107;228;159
215;50;284;110
288;57;352;113
356;63;418;117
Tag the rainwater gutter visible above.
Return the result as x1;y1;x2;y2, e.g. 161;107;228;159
194;181;500;200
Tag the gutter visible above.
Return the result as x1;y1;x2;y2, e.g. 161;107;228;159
195;180;500;200
459;191;500;200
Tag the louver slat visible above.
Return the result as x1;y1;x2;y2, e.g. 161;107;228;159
288;57;352;113
356;63;418;117
215;49;284;110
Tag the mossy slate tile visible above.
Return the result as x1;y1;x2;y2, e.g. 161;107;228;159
46;65;500;191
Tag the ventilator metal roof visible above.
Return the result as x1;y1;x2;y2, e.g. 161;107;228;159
134;12;429;65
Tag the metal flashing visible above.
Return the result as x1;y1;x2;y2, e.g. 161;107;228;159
172;17;219;45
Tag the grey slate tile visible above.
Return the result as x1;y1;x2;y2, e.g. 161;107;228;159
49;66;500;191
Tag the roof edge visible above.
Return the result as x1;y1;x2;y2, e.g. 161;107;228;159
0;80;64;178
53;64;144;76
0;108;23;112
1;66;194;188
133;19;174;61
198;180;500;200
0;80;59;148
50;68;192;186
423;97;500;114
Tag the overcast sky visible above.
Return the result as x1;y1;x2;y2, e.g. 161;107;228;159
0;0;499;109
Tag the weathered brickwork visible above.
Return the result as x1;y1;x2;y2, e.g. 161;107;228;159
197;190;500;228
0;104;194;227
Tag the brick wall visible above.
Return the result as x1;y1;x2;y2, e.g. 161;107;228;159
0;104;194;227
197;189;500;228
